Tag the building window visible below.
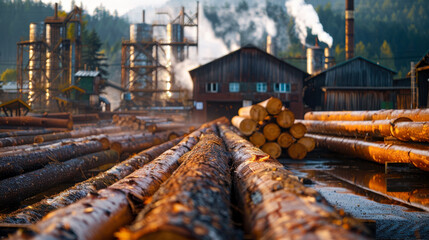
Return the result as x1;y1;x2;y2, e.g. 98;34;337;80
256;82;267;92
274;83;291;93
229;82;240;92
206;83;218;93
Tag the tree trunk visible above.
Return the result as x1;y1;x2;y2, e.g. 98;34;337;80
0;116;73;129
262;122;281;141
34;126;123;143
391;121;429;142
0;135;38;148
297;118;411;139
11;119;223;240
304;109;429;122
238;105;268;122
277;132;294;148
289;122;307;139
297;137;315;152
287;142;307;160
261;142;282;159
0;150;119;207
0;140;107;180
276;109;295;128
308;133;429;172
0;129;58;138
231;116;257;136
249;131;266;147
218;124;370;239
0;138;182;224
116;134;234;240
257;97;282;115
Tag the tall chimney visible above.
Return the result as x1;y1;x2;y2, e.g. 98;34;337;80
142;10;145;23
54;3;58;19
345;0;354;60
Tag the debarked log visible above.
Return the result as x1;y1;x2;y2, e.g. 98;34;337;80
219;124;370;240
391;121;429;142
308;133;429;172
0;116;73;129
0;138;182;224
231;116;257;136
116;133;233;240
11;119;223;240
296;118;411;139
304;109;429;122
0;150;119;207
239;104;268;122
0;140;108;180
258;97;283;115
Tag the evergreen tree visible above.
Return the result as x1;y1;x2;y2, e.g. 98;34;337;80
81;29;108;77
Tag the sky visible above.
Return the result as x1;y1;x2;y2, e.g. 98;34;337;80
41;0;168;16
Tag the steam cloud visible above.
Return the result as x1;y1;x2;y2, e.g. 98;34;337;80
285;0;333;47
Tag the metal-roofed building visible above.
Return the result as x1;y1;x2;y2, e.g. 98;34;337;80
189;45;309;122
304;56;407;111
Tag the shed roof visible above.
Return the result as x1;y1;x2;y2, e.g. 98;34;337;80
189;44;309;77
75;70;101;77
307;56;397;81
407;50;429;76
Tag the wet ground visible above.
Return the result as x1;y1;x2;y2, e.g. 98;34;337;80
279;150;429;239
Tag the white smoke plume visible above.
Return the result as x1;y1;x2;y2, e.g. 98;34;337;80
285;0;333;47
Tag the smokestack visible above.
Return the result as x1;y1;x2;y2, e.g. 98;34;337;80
180;7;185;25
142;10;145;23
54;3;58;19
345;0;354;60
266;35;273;54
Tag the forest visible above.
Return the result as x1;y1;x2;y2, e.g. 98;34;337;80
0;0;428;82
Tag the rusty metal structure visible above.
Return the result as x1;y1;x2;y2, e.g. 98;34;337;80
345;0;354;60
121;3;199;108
16;3;82;112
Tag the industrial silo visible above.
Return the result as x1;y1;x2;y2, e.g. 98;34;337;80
167;23;185;62
28;22;44;107
307;45;324;75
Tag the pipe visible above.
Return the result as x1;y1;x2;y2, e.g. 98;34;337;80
345;0;354;60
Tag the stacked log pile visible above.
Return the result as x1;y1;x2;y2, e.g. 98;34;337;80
232;97;315;159
303;110;429;172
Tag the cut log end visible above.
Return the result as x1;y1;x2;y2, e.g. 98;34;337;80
263;123;281;141
277;132;294;148
261;142;282;159
238;105;268;122
287;143;307;160
231;116;257;136
289;123;307;139
276;109;295;128
258;97;282;115
249;132;266;147
297;137;315;152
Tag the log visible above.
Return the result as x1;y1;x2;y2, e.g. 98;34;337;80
262;122;281;141
218;124;370;239
0;135;38;148
0;138;182;224
297;137;315;152
231;116;257;136
0;116;73;129
304;109;429;122
261;142;282;159
287;142;307;160
296;118;411;139
11;119;224;240
289;122;307;139
391;121;429;142
0;140;107;180
277;132;294;148
34;126;123;143
116;134;233;240
238;104;268;122
0;129;58;138
276;109;295;128
72;113;100;123
308;134;429;172
249;131;266;147
258;97;282;115
0;150;119;207
111;137;156;154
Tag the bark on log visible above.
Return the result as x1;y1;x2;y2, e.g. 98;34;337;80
276;109;295;128
116;134;233;240
391;121;429;142
296;118;411;139
277;132;294;148
0;116;73;129
289;122;307;139
0;135;38;148
304;109;429;122
0;138;182;224
34;126;123;143
0;129;58;138
308;133;429;172
11;119;223;240
262;122;281;141
261;142;282;159
0;141;107;180
218;124;370;239
231;116;257;136
297;137;315;152
0;150;119;207
258;97;282;115
249;131;266;147
287;142;307;160
239;105;268;122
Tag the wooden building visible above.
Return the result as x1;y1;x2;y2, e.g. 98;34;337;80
189;45;309;122
408;51;429;108
304;56;409;111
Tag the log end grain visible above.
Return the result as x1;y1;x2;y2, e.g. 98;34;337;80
261;142;282;159
231;116;257;136
249;132;266;147
263;123;281;141
259;97;283;115
276;109;295;128
287;143;307;160
297;137;315;152
290;123;307;139
277;132;295;148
